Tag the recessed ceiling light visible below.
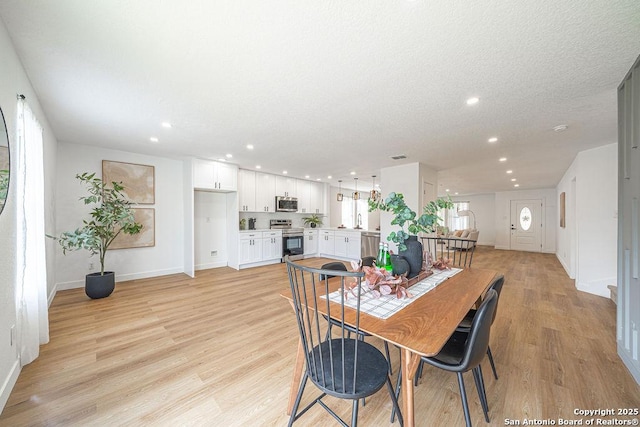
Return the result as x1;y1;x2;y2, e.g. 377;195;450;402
283;170;288;175
316;178;321;181
218;158;226;162
149;137;159;143
506;170;513;174
445;189;450;192
246;144;254;150
511;178;517;182
499;157;507;162
455;192;459;195
255;165;261;169
226;154;232;158
553;124;568;132
466;97;479;105
161;122;172;128
350;171;356;175
514;184;520;187
488;137;498;143
327;175;332;179
305;175;310;179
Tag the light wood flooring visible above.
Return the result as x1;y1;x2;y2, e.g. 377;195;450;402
1;247;639;426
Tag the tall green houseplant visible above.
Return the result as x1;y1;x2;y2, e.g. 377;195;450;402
369;192;453;251
52;172;142;275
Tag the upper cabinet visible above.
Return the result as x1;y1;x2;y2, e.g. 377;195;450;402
309;181;324;214
276;176;297;198
193;159;238;192
255;172;276;212
239;169;256;211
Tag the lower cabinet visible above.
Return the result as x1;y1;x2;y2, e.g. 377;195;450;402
304;229;318;257
318;229;361;262
239;230;282;268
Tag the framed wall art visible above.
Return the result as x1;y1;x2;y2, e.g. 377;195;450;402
102;160;155;204
560;192;566;228
111;208;155;249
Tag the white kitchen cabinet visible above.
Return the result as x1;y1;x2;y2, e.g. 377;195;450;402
304;229;318;256
238;169;256;211
309;181;324;214
239;232;262;264
262;230;283;261
193;159;238;192
318;230;335;256
297;179;311;213
275;176;297;198
334;231;361;261
255;172;276;212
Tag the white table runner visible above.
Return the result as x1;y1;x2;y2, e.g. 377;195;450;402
324;268;463;320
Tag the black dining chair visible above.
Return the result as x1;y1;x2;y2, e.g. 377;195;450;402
392;290;498;427
321;262;394;376
455;275;504;380
286;259;403;427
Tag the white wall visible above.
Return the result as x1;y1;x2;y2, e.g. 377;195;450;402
0;19;59;411
494;188;557;253
54;142;185;290
556;144;617;298
450;193;496;246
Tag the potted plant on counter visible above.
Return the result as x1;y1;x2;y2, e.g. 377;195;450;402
369;192;452;277
302;213;323;228
49;172;142;299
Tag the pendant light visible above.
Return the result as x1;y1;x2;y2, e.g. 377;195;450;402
369;175;380;202
337;180;343;202
353;177;360;200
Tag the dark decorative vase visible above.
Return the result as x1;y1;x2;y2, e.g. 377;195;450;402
85;272;115;299
310;223;316;228
391;255;410;276
399;235;423;279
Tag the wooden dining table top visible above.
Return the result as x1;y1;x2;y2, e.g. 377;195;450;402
280;266;498;357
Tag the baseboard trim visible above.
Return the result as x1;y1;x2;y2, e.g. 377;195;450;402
195;261;227;271
54;267;185;291
0;359;20;413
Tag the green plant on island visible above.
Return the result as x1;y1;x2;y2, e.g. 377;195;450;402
0;169;8;201
49;172;143;275
368;192;453;251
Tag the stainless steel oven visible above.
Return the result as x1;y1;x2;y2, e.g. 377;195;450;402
276;196;298;212
270;219;304;261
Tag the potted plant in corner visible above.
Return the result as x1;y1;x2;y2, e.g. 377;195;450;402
302;213;323;228
369;192;452;278
50;172;142;299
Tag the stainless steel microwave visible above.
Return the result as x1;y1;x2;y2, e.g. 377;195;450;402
276;196;298;212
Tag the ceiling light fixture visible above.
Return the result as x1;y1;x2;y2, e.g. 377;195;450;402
553;124;568;132
466;97;479;105
488;137;498;143
514;184;520;187
161;122;172;128
150;137;159;142
445;189;450;192
283;170;288;175
305;175;310;179
499;157;507;162
511;178;517;182
226;153;232;158
506;170;513;174
353;178;360;200
327;175;332;179
350;171;356;175
246;144;254;150
337;180;343;202
316;178;321;181
256;165;261;169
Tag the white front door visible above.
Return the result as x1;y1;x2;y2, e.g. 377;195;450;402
510;199;542;252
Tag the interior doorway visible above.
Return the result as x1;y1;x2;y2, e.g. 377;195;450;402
510;199;542;252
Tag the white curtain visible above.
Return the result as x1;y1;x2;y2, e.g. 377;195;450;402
15;99;49;365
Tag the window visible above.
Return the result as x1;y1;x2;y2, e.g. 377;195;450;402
341;196;369;229
445;201;469;231
520;207;532;231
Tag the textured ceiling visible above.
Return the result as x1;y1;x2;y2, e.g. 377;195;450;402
1;0;639;195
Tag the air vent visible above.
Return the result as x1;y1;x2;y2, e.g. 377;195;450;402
391;154;407;160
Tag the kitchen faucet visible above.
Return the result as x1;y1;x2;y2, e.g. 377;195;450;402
355;213;362;229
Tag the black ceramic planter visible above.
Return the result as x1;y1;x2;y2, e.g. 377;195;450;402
399;236;423;278
85;271;115;299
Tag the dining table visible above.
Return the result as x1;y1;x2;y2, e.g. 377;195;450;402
281;266;498;427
